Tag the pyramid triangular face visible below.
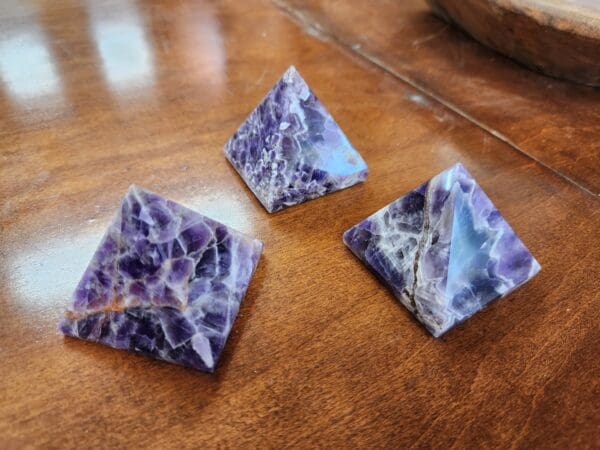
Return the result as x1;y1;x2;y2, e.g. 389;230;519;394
59;186;263;372
343;163;540;337
224;66;368;213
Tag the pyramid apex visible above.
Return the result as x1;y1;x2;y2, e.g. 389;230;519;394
280;65;306;87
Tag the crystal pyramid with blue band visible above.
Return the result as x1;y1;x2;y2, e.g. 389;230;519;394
224;66;368;213
59;186;263;372
343;163;540;337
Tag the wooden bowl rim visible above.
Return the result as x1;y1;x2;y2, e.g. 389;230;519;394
490;0;600;39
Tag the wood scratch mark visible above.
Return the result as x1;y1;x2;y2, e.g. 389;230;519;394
254;69;267;87
411;24;449;47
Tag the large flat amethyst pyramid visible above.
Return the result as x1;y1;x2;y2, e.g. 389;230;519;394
224;66;368;213
343;163;540;337
59;186;263;372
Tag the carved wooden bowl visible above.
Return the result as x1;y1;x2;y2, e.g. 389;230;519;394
426;0;600;86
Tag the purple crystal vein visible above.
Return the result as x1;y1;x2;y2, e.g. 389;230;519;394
59;186;263;372
343;163;541;337
224;65;368;213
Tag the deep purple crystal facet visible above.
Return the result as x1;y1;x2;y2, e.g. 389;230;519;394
224;66;368;213
343;163;541;337
59;186;263;372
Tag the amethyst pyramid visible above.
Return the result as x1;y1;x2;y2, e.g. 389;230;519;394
224;66;368;213
343;163;541;337
59;186;263;372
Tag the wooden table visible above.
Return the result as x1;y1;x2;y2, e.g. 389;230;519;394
1;0;598;448
277;0;600;196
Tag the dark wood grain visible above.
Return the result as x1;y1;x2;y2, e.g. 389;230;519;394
427;0;600;86
0;0;598;448
275;0;600;197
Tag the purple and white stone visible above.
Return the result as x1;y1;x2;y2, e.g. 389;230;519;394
343;163;541;337
224;65;368;213
59;186;263;372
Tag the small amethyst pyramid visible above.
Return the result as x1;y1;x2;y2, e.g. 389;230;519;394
224;66;368;213
343;163;540;337
59;186;263;372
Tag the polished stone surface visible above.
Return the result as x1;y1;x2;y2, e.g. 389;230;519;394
344;163;541;336
225;66;368;212
59;185;263;372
